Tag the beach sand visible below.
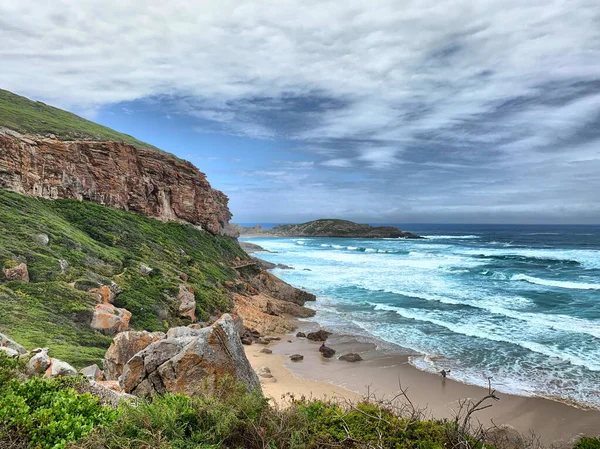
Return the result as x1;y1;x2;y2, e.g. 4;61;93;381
245;325;600;446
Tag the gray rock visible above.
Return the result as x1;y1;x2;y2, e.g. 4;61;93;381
46;359;78;377
87;381;138;408
178;285;196;321
139;265;153;275
59;259;69;273
166;326;204;339
120;314;260;396
290;354;304;362
339;353;363;362
0;332;27;354
260;348;273;354
295;332;306;338
0;346;19;358
27;348;51;374
80;364;105;381
34;233;49;245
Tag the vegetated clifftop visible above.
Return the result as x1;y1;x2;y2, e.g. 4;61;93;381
240;219;423;239
0;90;230;234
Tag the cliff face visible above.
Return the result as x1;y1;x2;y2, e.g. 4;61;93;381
0;129;231;234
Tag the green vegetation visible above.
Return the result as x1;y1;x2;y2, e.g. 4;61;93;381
575;438;600;449
0;89;156;149
0;190;246;367
0;353;116;449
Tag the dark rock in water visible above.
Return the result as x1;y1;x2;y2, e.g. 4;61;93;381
319;344;336;358
339;353;363;362
307;329;331;342
260;348;273;354
296;332;306;338
276;264;294;270
290;354;304;362
303;268;312;271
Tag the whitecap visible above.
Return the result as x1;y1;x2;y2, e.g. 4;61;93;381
511;274;600;290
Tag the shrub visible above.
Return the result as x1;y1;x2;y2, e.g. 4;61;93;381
0;376;117;449
575;437;600;449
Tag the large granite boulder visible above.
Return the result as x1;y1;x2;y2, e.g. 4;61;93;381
178;285;196;321
91;303;132;335
120;314;260;396
103;330;166;380
3;262;29;282
307;329;332;342
26;348;77;378
0;332;27;355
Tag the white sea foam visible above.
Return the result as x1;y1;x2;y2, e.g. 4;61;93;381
512;274;600;290
423;235;481;239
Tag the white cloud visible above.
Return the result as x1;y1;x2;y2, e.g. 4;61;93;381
1;0;599;222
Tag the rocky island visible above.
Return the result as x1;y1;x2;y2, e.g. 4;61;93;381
239;218;423;239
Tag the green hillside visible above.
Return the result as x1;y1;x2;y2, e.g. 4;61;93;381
0;89;157;149
0;190;246;367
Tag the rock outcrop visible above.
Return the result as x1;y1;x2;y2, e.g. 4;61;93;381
177;285;197;321
91;303;132;335
26;348;77;378
119;314;260;396
3;262;29;281
0;332;27;355
0;128;232;234
103;330;166;380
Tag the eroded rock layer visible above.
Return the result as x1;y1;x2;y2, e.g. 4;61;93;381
0;129;231;234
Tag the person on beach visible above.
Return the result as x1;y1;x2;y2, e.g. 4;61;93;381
440;369;450;378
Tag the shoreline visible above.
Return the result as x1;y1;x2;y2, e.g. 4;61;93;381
245;323;600;446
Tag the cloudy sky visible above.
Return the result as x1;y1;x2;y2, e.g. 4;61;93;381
2;0;600;224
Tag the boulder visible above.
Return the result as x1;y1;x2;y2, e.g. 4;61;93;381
80;364;105;381
307;330;332;342
255;366;273;378
260;348;273;354
0;346;19;358
91;303;132;335
264;336;281;341
339;353;363;362
319;344;336;359
45;359;77;378
34;233;50;245
59;259;69;273
140;265;153;275
290;354;304;362
119;314;260;396
0;332;27;355
103;330;166;380
241;337;253;345
296;332;306;338
87;380;138;407
3;262;29;282
166;326;204;339
27;348;51;374
178;285;196;321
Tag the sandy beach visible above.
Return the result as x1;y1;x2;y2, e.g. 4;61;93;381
246;324;600;447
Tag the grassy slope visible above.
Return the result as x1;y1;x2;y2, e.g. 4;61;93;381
0;190;246;367
0;89;157;149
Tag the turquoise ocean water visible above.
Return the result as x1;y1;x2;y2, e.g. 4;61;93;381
242;224;600;408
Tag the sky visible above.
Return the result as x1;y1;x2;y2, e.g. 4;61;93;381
1;0;600;224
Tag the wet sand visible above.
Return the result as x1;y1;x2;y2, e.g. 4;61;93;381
245;325;600;447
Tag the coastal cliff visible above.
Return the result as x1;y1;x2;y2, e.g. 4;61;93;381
0;128;231;234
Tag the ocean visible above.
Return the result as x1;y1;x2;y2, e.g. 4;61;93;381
241;224;600;409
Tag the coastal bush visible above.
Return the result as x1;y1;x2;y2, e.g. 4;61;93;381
575;437;600;449
0;375;117;449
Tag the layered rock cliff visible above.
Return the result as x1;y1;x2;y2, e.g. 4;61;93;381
0;128;231;234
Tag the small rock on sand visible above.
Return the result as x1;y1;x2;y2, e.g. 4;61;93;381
307;330;331;342
296;332;306;338
260;348;273;354
339;353;363;362
290;354;304;362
